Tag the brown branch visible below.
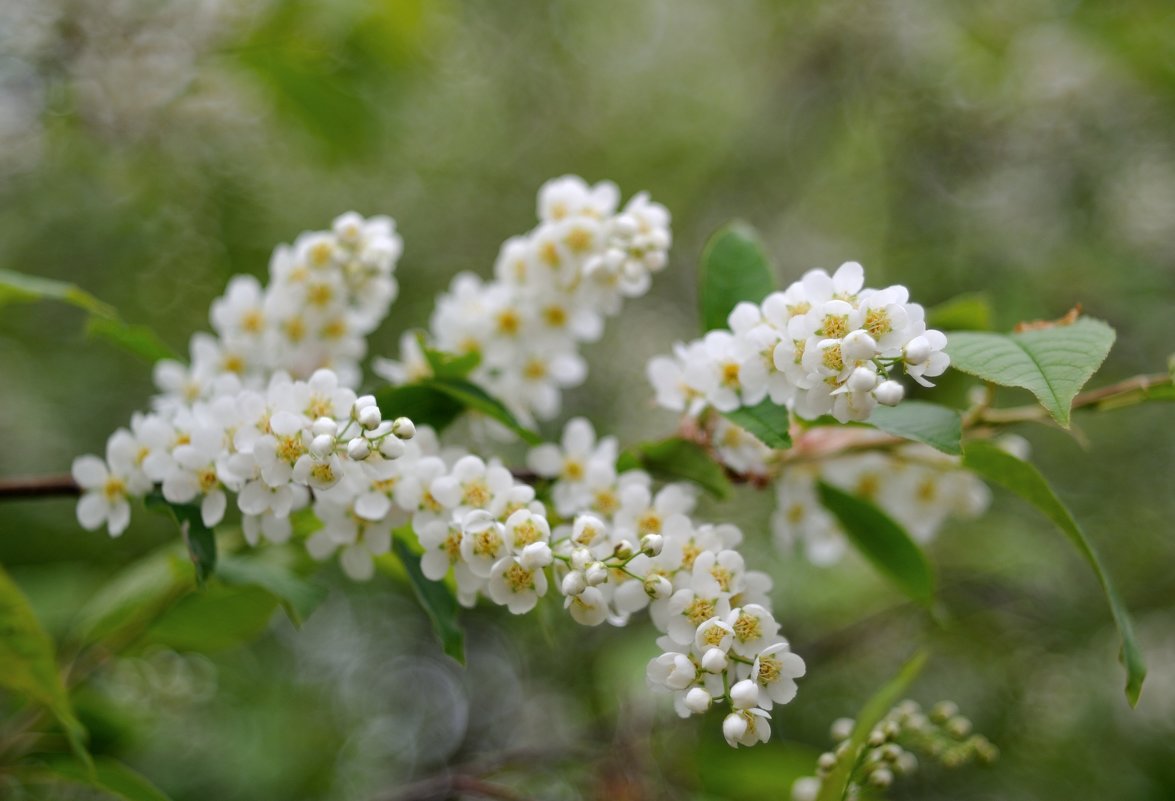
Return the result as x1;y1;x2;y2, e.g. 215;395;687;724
381;773;535;801
0;474;80;499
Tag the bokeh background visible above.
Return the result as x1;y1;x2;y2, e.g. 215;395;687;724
1;0;1173;799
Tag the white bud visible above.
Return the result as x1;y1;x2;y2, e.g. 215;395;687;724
684;687;712;715
847;366;880;393
701;647;728;673
392;417;416;439
830;717;855;742
612;214;638;239
570;547;592;572
867;768;893;789
357;405;381;430
310;434;335;458
730;679;760;709
904;336;931;365
723;713;748;745
585;561;609;586
346;437;371;461
561;571;587;596
379;435;406;459
614;540;635;560
874;380;905;406
643;574;672;599
311;417;337;438
640;533;663;556
842;330;879;362
792;777;822;801
520;541;553;570
353;394;377;412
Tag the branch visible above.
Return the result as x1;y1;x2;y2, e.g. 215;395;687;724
380;773;535;801
0;474;79;499
974;371;1172;426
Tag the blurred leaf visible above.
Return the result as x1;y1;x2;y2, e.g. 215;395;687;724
217;553;328;627
17;756;172;801
72;548;194;648
816;482;935;605
963;441;1146;706
427;376;542;444
867;401;962;456
619;438;732;499
85;317;177;363
392;531;465;664
815;650;929;801
0;564;91;768
376;382;466;433
946;318;1116;427
145;584;278;652
721;400;792;450
0;268;116;318
417;331;482;379
145;492;217;585
699;221;776;332
926;292;993;331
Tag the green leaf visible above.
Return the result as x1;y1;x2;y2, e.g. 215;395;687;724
816;482;935;605
0;564;91;768
417;331;482;379
145;584;278;652
145;493;218;585
815;650;929;801
217;553;328;626
926;292;992;331
0;268;117;318
376;382;466;434
720;400;792;450
426;376;542;444
17;756;173;801
72;548;194;647
962;441;1146;705
867;401;962;456
392;532;465;664
619;438;733;499
945;318;1116;427
85;317;177;363
699;221;776;332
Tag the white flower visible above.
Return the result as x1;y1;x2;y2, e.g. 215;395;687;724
565;585;609;626
647;652;697;691
72;433;151;536
723;708;772;748
459;510;507;578
726;604;780;657
162;424;229;527
487;556;548;614
751;642;807;709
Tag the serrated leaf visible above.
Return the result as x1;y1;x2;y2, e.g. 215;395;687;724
145;493;217;585
867;401;962;456
946;318;1116;427
85;317;177;363
926;292;992;331
217;554;328;626
145;584;278;652
392;532;465;664
0;564;91;768
18;756;173;801
816;482;935;604
699;221;776;332
962;441;1146;705
720;400;792;450
620;438;732;499
426;377;542;444
815;650;929;801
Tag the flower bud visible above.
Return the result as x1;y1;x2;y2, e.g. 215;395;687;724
842;330;879;362
817;752;838;773
730;679;760;709
520;541;553;570
570;547;592;572
874;380;905;406
830;717;854;742
701;647;728;673
357;405;381;430
684;687;712;714
930;701;958;723
585;561;609;586
905;336;932;365
722;712;748;745
946;716;972;738
640;533;664;557
561;570;587;596
346;437;371;461
613;540;635;560
793;777;821;801
311;417;337;438
847;366;880;393
612;214;638;239
644;574;672;600
379;435;406;459
392;417;416;439
310;434;335;458
867;768;893;789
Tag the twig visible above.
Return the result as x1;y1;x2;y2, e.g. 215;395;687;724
0;474;79;499
381;773;535;801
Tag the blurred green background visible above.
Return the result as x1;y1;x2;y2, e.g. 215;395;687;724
1;0;1173;799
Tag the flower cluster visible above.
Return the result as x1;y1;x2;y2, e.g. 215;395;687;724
375;176;672;426
521;418;806;746
155;212;402;403
648;261;948;424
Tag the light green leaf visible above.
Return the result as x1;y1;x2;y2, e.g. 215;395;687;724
417;331;482;379
962;441;1146;705
426;376;542;444
17;756;173;801
392;532;465;663
699;221;776;332
867;401;962;456
217;554;328;627
145;493;217;585
945;317;1116;427
816;482;935;604
85;317;177;364
72;548;194;647
721;400;792;450
0;564;91;768
0;268;117;318
815;650;929;801
926;292;992;331
145;584;278;652
619;438;733;499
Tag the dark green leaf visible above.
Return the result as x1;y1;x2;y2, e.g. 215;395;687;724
620;438;732;499
946;318;1116;427
867;401;962;456
217;554;328;626
699;221;776;332
926;292;992;331
417;331;482;379
85;317;177;363
145;493;218;585
815;650;929;801
816;482;935;604
427;377;542;444
145;584;278;652
0;564;91;768
962;441;1146;705
17;756;173;801
392;533;465;664
375;382;467;434
721;400;793;450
